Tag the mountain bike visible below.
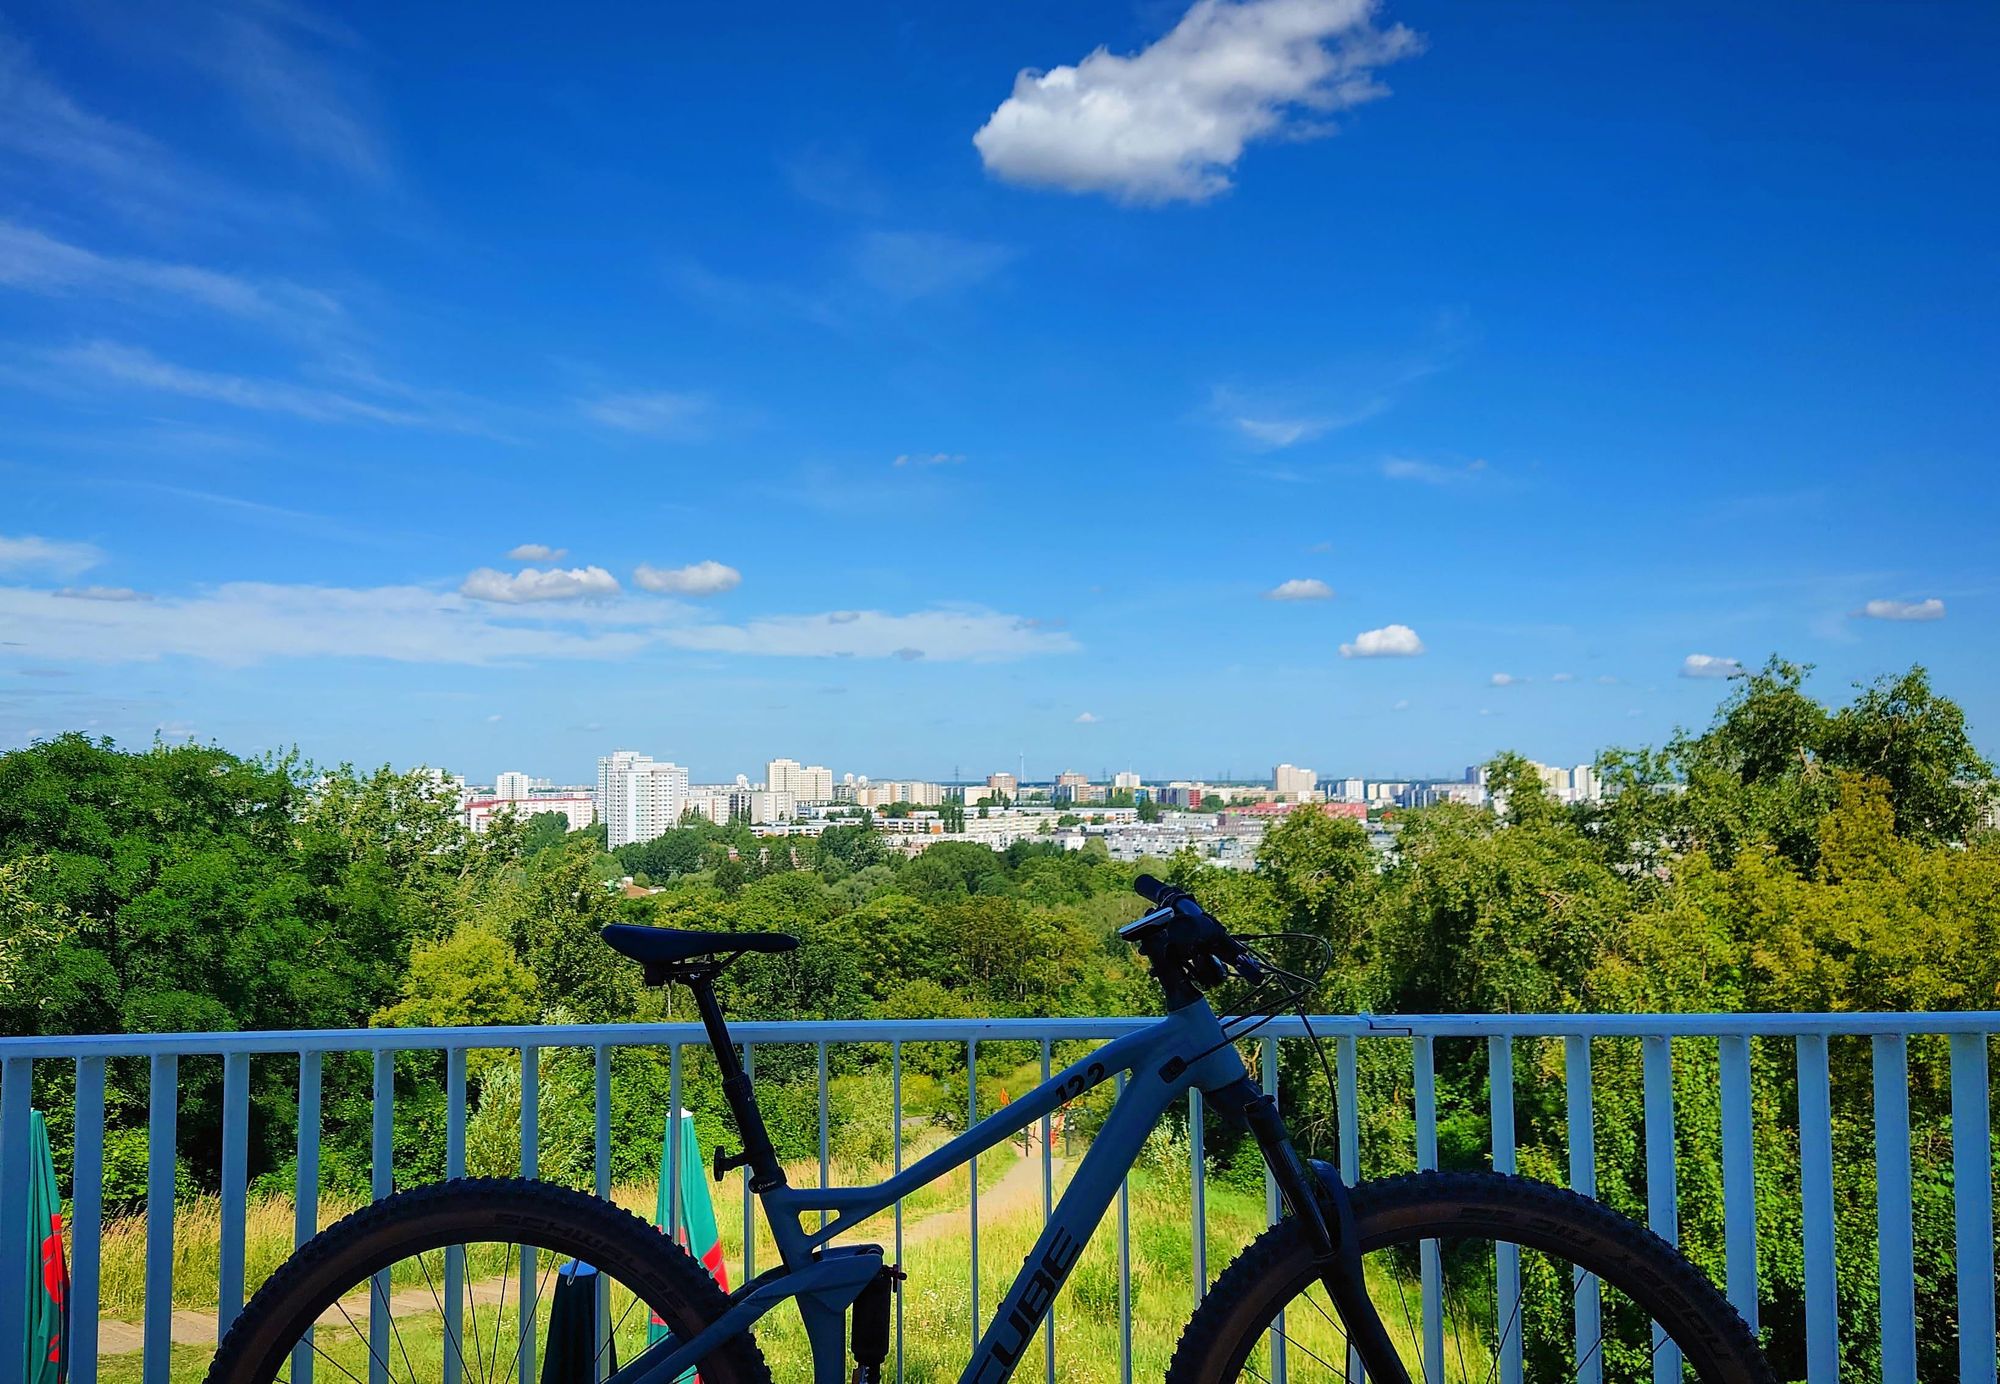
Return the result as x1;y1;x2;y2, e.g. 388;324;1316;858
206;875;1773;1384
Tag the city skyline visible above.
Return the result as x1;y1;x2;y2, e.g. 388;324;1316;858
1;1;1992;773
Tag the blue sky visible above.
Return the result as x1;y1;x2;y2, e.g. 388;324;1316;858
2;0;1994;785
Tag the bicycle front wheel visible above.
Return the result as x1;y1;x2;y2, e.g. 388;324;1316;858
205;1177;773;1384
1166;1171;1773;1384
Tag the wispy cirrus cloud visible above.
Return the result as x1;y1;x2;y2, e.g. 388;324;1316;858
974;0;1422;204
0;582;1078;666
577;390;708;436
1851;597;1945;622
893;452;966;468
1382;456;1488;486
55;585;149;602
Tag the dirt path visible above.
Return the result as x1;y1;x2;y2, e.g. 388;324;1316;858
98;1147;1067;1354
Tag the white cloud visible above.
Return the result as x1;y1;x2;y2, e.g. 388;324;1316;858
460;566;620;604
0;582;1078;667
1596;674;1619;686
973;0;1420;204
1551;672;1574;683
633;561;742;597
578;391;707;436
1339;622;1423;658
893;452;966;468
0;534;104;577
1391;698;1409;711
1852;598;1945;622
506;543;568;562
1265;578;1334;601
1681;654;1742;680
1075;711;1099;723
1382;456;1487;486
55;585;149;602
1489;672;1521;687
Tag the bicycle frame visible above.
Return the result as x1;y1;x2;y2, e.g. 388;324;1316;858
607;999;1256;1384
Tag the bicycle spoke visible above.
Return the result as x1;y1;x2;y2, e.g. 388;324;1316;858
416;1244;473;1383
369;1268;421;1384
500;1240;563;1384
330;1292;397;1384
305;1334;371;1384
1272;1324;1354;1380
595;1282;646;1372
487;1240;516;1384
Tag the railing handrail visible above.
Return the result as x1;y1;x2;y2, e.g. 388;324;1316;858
3;1009;1998;1059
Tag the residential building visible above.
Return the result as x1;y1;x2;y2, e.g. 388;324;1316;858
493;770;532;800
986;772;1018;799
1113;770;1143;792
1335;776;1367;802
597;750;691;848
1570;764;1602;804
1273;763;1318;798
766;758;834;803
465;792;593;834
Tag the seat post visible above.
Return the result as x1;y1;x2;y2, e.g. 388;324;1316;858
684;969;788;1192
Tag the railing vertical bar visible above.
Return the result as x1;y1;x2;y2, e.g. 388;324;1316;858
1950;1033;1996;1384
446;1048;468;1384
1414;1036;1442;1384
1335;1035;1359;1183
0;1056;32;1384
1717;1034;1759;1334
293;1051;322;1384
1190;1086;1207;1304
218;1050;250;1340
743;1045;756;1287
892;1040;904;1384
519;1045;539;1384
71;1056;106;1384
143;1051;177;1384
1262;1035;1287;1384
1873;1034;1917;1384
1338;1033;1363;1384
969;1037;979;1355
1488;1036;1521;1384
1795;1033;1838;1384
1116;1068;1132;1384
1564;1035;1600;1384
1642;1035;1681;1384
593;1044;611;1383
669;1042;684;1243
817;1040;829;1232
1041;1038;1055;1384
369;1049;394;1384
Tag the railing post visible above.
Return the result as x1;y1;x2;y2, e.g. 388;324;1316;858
1717;1034;1759;1335
593;1044;610;1384
293;1051;321;1384
1335;1035;1359;1184
1795;1033;1838;1384
519;1045;539;1384
370;1049;394;1384
1264;1034;1287;1384
1414;1035;1441;1384
446;1046;468;1384
1564;1035;1601;1384
143;1051;178;1384
1488;1036;1522;1384
1041;1038;1055;1384
1116;1067;1132;1384
1950;1033;1996;1384
1873;1034;1917;1384
1643;1034;1681;1384
891;1040;904;1384
218;1050;251;1340
968;1037;980;1355
71;1056;106;1384
0;1056;32;1384
1189;1086;1207;1304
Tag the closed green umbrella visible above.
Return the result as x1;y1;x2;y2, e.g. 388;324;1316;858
24;1109;68;1384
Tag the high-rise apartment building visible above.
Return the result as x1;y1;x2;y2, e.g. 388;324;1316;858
985;772;1018;800
494;770;532;801
597;751;691;848
1336;776;1367;802
767;758;834;803
1273;764;1318;797
1113;770;1143;792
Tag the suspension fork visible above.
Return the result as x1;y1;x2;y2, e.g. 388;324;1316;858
1219;1078;1417;1384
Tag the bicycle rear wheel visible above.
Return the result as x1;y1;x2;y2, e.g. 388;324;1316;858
204;1177;772;1384
1166;1171;1773;1384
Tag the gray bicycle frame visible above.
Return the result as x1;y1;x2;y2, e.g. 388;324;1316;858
607;998;1253;1384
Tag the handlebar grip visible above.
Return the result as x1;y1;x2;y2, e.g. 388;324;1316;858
1132;873;1176;905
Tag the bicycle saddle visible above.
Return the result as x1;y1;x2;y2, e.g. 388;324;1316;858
601;923;799;975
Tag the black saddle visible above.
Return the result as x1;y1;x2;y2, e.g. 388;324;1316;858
601;923;799;981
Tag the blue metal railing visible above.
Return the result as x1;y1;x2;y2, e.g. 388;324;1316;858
1;1012;1996;1384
